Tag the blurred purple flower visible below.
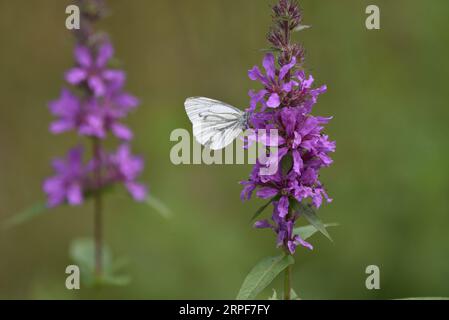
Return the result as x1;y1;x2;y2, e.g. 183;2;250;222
43;147;86;207
108;144;147;201
65;43;125;97
48;89;83;134
45;10;146;208
78;96;136;141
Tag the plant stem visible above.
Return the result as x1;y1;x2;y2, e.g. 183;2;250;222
92;138;103;278
94;185;102;277
284;263;292;300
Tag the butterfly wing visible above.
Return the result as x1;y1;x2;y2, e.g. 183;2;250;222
185;97;246;150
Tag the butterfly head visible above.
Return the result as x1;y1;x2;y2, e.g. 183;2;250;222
241;111;250;130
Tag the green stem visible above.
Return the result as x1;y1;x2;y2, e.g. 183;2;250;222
284;262;292;300
92;138;103;278
94;188;102;277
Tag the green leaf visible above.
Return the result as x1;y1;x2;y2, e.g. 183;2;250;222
98;274;131;287
268;289;278;300
290;289;299;300
280;154;293;176
294;223;339;241
237;254;294;300
3;202;48;229
145;194;172;219
69;238;130;287
260;47;281;53
291;201;333;242
251;196;279;222
70;238;111;275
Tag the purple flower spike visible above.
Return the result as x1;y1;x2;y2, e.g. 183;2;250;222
241;0;335;254
45;3;147;208
43;0;149;281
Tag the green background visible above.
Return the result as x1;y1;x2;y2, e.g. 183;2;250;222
1;0;448;299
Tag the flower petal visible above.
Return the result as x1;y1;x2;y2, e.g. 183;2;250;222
263;53;276;80
96;42;114;68
248;66;265;83
292;149;303;174
102;70;126;87
279;56;296;80
79;114;105;138
115;93;139;109
302;75;314;89
65;68;87;85
294;235;313;250
282;80;298;93
125;182;147;202
254;220;272;229
256;187;279;199
67;183;83;205
111;123;133;141
287;241;297;254
74;45;92;68
50;120;74;134
266;93;280;108
88;76;106;97
248;89;267;111
277;195;289;218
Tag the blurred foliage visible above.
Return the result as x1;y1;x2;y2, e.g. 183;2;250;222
1;0;449;299
69;238;130;287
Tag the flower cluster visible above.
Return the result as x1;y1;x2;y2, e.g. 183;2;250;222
240;0;335;254
44;0;146;207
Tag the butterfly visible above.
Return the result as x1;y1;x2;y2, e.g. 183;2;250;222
184;97;249;150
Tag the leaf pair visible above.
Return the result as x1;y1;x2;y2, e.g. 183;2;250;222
3;191;172;229
269;288;298;300
237;223;338;300
70;238;130;287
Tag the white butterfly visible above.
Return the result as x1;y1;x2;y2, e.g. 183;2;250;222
184;97;249;150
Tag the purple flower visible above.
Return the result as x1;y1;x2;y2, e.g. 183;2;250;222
254;204;313;254
275;108;335;174
78;94;137;141
256;168;303;218
295;71;327;114
65;42;125;97
48;89;83;134
49;87;139;141
108;144;147;201
240;0;335;254
45;12;147;208
248;53;297;110
43;147;87;207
